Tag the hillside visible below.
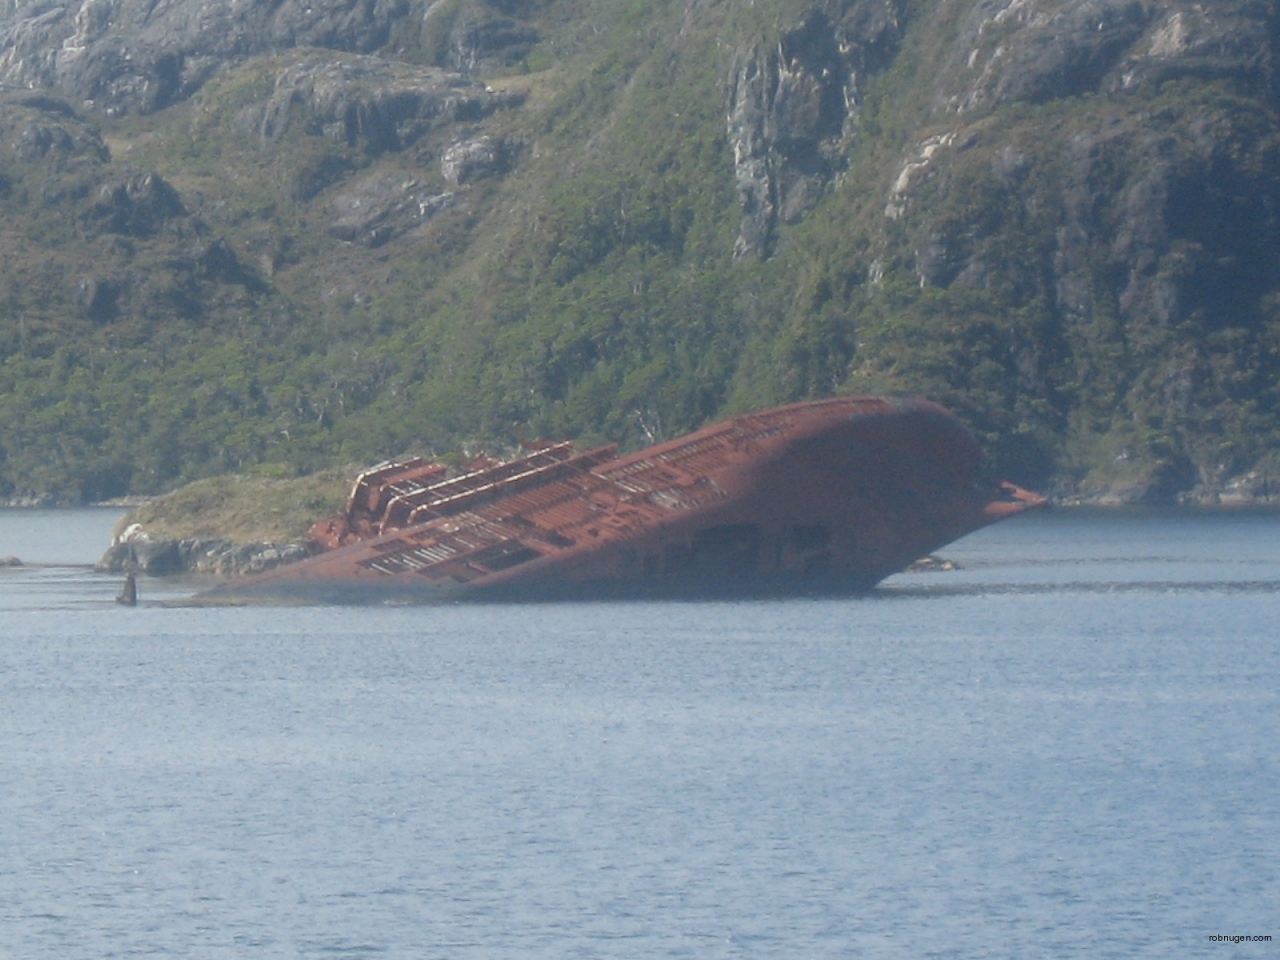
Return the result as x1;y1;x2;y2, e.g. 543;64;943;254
2;0;1279;504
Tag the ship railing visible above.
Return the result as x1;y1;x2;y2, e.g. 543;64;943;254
377;441;578;530
376;443;616;532
344;458;428;517
401;445;618;525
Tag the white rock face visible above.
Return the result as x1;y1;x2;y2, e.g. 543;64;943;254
0;0;482;114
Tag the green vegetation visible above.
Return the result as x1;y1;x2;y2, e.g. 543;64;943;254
116;468;351;544
2;0;1279;504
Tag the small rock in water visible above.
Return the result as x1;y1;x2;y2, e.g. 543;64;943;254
0;555;23;568
907;555;958;572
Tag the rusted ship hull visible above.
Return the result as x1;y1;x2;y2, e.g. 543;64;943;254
200;396;1045;604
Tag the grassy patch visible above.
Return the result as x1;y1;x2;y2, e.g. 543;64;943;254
117;468;354;544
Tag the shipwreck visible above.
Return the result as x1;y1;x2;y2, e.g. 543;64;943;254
200;396;1045;604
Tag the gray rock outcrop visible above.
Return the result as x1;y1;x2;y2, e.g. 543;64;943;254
727;1;903;258
0;93;109;170
1;0;534;116
96;530;313;576
259;52;520;154
441;133;512;185
728;0;1277;264
723;0;1280;502
81;171;187;236
935;0;1277;114
327;169;454;246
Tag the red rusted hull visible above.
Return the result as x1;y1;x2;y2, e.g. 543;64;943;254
200;396;1045;604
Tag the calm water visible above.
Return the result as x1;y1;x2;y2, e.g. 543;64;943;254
1;508;1277;958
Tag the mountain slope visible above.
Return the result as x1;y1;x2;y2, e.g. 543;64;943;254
2;0;1278;503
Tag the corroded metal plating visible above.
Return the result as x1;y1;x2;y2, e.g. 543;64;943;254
202;396;1045;604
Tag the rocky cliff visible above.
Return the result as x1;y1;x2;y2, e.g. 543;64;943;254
2;0;1279;504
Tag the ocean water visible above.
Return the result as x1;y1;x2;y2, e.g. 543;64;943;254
0;508;1277;958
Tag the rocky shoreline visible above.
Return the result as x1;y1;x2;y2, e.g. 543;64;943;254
1056;467;1280;508
94;526;314;577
